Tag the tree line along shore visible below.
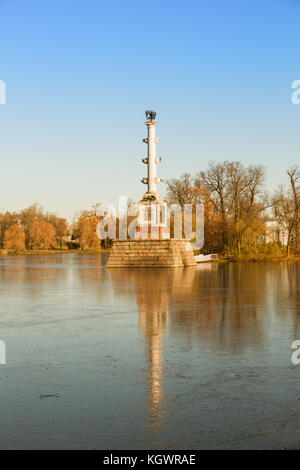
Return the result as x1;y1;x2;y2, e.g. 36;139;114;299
0;161;299;261
166;161;299;261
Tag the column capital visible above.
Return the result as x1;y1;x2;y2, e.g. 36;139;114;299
145;120;158;127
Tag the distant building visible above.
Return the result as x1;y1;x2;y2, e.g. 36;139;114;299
264;220;289;246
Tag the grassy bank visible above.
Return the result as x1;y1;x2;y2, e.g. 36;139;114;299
1;248;299;262
0;248;111;256
218;254;300;262
192;248;300;262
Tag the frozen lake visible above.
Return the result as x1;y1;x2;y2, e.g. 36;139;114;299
0;254;300;449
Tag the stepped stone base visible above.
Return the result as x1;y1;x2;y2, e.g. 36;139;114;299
107;239;196;268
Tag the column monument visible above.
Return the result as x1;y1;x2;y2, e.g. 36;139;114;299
107;111;196;268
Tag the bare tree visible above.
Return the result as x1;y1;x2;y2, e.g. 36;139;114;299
195;162;230;251
166;173;203;208
272;186;294;255
194;161;266;253
287;165;300;253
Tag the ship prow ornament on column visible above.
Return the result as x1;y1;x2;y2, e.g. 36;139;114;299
107;111;196;268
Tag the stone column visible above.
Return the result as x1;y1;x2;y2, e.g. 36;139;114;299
142;116;161;198
146;120;158;195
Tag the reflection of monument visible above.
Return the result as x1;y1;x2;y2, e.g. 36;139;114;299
137;269;170;427
108;267;197;428
107;111;196;268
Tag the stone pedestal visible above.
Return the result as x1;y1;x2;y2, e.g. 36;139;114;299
107;239;196;268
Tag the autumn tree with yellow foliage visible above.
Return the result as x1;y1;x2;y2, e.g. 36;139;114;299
4;224;25;251
73;215;101;249
28;220;57;250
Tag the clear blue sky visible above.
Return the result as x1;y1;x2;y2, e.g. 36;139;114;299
0;0;300;219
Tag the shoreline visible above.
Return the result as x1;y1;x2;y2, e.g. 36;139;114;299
0;248;299;262
217;255;300;263
0;249;111;256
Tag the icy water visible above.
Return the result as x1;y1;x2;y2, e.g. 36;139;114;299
0;254;300;449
